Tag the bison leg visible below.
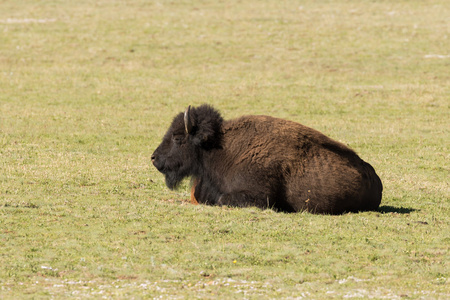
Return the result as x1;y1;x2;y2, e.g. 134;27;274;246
190;178;199;205
193;178;275;209
217;192;270;209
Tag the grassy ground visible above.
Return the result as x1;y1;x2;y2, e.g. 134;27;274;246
1;0;449;298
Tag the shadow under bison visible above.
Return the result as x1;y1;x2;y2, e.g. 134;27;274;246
152;104;383;214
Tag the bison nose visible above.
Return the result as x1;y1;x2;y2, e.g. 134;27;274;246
151;154;164;171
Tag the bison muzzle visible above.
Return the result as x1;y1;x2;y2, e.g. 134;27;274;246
152;104;382;214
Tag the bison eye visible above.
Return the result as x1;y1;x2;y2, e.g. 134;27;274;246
172;135;184;144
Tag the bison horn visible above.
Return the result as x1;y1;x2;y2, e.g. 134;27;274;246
184;105;193;134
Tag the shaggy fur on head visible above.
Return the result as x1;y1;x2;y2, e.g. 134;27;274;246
152;104;383;214
152;104;223;189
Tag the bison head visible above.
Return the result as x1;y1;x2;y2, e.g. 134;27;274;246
151;104;223;189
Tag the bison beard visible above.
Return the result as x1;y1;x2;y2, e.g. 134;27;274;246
151;104;383;214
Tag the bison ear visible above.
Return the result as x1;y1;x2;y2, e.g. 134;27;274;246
184;106;194;134
189;104;223;148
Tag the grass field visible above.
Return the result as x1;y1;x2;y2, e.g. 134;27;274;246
1;0;449;298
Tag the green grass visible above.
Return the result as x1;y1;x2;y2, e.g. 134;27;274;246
1;0;449;298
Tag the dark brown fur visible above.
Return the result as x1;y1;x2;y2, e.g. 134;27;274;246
152;104;382;214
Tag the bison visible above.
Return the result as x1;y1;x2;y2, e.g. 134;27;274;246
151;104;382;214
